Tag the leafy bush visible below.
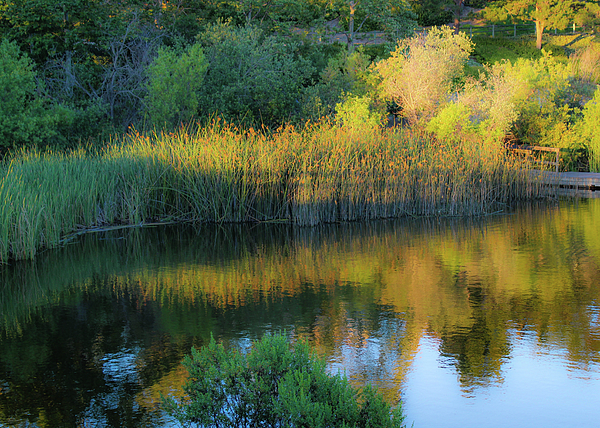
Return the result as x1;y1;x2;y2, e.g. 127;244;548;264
427;64;519;145
0;39;72;151
301;49;375;121
146;43;208;128
164;333;406;428
576;87;600;172
196;22;314;126
376;26;473;125
336;94;385;131
503;53;575;148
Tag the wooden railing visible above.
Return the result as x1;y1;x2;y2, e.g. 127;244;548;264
461;23;585;38
505;143;561;173
298;24;587;46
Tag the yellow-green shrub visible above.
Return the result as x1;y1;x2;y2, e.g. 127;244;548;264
335;95;385;131
427;66;518;145
145;43;208;128
576;86;600;172
375;26;473;125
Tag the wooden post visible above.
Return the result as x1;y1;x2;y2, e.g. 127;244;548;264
492;24;495;37
514;24;517;37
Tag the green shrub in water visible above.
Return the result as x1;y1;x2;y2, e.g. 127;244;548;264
164;333;406;428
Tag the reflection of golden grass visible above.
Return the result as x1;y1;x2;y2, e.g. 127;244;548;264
111;206;598;390
0;121;546;263
2;202;600;393
135;364;188;413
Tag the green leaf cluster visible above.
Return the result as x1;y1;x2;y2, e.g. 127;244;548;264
376;26;474;124
146;43;208;128
164;333;405;428
196;22;315;126
576;86;600;171
0;39;60;149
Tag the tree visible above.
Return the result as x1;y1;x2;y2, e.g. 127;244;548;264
196;22;314;125
0;39;61;150
0;0;114;64
336;0;417;51
376;26;473;124
146;43;208;127
451;0;465;33
164;333;406;428
485;1;582;49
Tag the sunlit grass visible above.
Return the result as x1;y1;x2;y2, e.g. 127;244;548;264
0;120;549;262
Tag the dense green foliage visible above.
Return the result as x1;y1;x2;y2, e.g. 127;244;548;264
576;87;600;171
0;39;78;149
376;26;473;124
1;0;598;164
146;43;208;128
164;333;406;427
196;22;314;125
0;0;418;149
1;1;600;179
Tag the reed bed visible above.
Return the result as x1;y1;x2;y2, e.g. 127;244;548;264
0;121;549;262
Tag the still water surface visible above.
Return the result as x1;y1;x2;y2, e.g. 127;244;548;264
1;199;599;427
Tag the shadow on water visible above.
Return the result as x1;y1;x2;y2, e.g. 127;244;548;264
1;199;599;427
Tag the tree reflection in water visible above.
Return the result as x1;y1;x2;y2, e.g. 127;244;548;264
0;199;599;427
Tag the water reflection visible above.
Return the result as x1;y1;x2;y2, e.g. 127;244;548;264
1;200;600;427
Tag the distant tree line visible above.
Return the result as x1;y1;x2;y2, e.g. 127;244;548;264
1;0;600;155
0;0;422;151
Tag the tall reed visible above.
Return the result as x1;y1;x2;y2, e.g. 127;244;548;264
0;121;549;262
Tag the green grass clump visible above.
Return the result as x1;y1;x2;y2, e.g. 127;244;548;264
0;121;549;263
471;36;550;64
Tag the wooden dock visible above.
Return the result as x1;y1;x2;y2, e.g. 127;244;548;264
504;143;600;197
537;170;600;198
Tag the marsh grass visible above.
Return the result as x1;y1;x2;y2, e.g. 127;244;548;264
0;121;549;262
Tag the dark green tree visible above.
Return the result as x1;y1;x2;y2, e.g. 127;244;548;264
0;39;73;150
409;0;453;26
0;0;112;64
196;22;314;125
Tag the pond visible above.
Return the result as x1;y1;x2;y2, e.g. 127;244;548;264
1;199;599;427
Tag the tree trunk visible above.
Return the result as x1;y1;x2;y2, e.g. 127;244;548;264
453;0;464;34
348;0;356;52
535;20;544;49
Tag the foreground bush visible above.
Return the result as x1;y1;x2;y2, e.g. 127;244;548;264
164;333;406;428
